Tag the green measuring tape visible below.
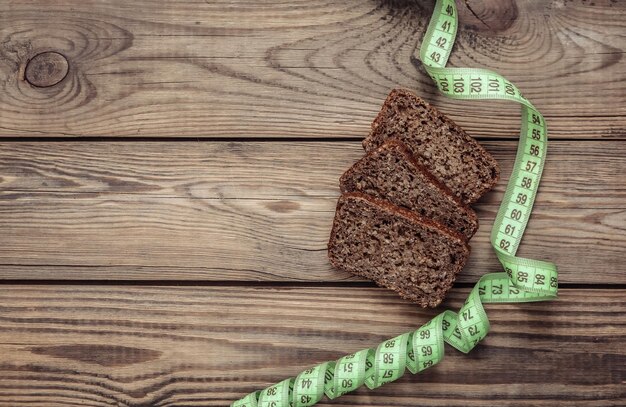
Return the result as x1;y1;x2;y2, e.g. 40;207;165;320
232;1;558;405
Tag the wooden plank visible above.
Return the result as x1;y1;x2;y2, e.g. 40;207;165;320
0;0;624;139
1;141;624;283
0;286;623;406
1;140;623;206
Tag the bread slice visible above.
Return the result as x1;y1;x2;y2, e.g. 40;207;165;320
363;88;500;204
340;139;478;240
328;192;470;308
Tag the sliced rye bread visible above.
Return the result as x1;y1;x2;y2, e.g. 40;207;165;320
362;88;500;204
340;138;478;240
328;192;470;308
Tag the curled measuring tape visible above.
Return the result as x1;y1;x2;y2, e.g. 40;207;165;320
232;1;558;405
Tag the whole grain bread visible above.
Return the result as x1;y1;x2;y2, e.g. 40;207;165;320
328;192;470;308
363;88;500;204
340;139;478;240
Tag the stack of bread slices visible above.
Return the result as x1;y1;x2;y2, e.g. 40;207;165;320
328;89;500;308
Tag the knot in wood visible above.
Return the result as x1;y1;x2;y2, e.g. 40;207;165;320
25;52;69;88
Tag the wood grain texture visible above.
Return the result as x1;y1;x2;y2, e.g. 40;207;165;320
0;286;623;406
1;1;623;405
1;140;624;283
1;0;624;139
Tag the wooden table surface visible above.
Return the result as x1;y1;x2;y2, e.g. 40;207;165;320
1;0;624;405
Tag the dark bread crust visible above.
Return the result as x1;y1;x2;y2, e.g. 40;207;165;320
340;138;478;240
328;192;470;308
363;88;500;204
333;192;470;253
